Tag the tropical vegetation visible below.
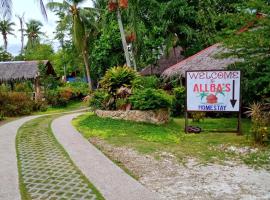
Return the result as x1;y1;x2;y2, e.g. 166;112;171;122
0;0;269;145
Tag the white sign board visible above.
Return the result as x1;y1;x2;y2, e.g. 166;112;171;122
186;70;241;112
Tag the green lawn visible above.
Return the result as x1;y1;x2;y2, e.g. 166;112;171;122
34;100;87;115
0;101;87;127
73;113;270;168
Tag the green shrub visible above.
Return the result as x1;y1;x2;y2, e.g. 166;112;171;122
100;66;139;94
89;89;111;110
0;84;10;92
135;76;160;89
115;98;129;110
64;81;89;97
44;90;68;107
0;112;4;121
171;86;185;117
0;92;35;116
14;82;33;93
129;88;173;110
32;100;48;112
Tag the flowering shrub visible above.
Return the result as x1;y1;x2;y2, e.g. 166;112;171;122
0;92;35;116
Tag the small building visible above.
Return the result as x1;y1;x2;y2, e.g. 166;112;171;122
140;47;185;76
0;60;56;100
161;43;241;81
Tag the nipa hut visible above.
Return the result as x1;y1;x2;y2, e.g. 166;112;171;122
0;60;56;100
140;47;185;76
161;43;241;80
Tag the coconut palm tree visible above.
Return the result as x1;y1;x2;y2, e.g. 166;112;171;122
47;0;99;91
16;13;25;54
0;19;15;51
0;0;47;19
25;19;43;49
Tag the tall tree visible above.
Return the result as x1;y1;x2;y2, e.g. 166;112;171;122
222;0;270;105
0;19;15;51
25;19;43;49
16;13;25;54
47;0;99;90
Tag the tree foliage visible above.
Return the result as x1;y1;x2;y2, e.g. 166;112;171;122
0;47;13;61
223;0;270;105
0;19;15;50
24;43;54;61
25;19;44;49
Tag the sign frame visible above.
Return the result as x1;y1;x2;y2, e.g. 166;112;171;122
184;69;242;135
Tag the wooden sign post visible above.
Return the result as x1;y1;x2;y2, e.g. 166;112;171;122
185;70;242;134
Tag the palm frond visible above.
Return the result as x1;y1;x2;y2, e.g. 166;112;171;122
34;0;47;20
0;0;12;18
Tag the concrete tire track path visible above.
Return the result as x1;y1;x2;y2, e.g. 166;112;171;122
52;113;160;200
0;109;88;200
0;116;39;200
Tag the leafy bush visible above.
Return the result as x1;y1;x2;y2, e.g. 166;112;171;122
0;92;35;116
0;84;10;92
129;88;172;110
32;100;48;112
58;87;73;100
89;89;111;110
246;103;270;145
0;112;4;121
64;81;89;97
44;90;68;107
115;98;129;110
14;82;33;93
135;76;160;89
100;66;139;94
171;86;185;117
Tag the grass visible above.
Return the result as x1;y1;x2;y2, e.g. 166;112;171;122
73;113;270;168
0;101;87;127
17;115;104;200
34;100;87;115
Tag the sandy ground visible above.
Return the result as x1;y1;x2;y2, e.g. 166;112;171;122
90;138;270;200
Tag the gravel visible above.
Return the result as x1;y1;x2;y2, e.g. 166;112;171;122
90;138;270;200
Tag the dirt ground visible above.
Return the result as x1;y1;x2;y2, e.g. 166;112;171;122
90;138;270;200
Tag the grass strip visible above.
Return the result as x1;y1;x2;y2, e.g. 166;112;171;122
17;115;104;200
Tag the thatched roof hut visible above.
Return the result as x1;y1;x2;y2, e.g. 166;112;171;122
161;43;241;79
140;47;185;76
0;60;56;83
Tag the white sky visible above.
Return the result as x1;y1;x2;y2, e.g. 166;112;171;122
0;0;93;55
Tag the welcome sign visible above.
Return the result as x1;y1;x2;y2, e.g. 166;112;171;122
186;70;241;112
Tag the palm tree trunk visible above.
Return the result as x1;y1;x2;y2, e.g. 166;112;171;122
18;15;24;54
82;50;92;91
3;34;7;51
117;9;131;67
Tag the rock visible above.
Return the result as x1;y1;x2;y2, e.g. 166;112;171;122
95;109;170;124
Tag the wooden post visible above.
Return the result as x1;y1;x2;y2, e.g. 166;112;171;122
34;77;41;101
237;111;242;135
185;111;188;133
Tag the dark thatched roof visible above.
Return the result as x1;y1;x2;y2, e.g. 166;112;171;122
0;60;55;82
140;47;185;76
161;43;241;79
